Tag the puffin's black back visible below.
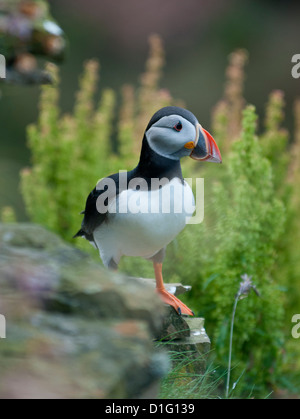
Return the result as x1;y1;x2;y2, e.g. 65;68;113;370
145;106;198;132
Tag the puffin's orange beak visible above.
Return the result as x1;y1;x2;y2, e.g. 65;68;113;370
189;124;222;163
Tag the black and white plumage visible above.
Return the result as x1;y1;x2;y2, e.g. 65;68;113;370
74;106;222;315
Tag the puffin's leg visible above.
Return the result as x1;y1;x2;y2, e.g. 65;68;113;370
153;261;194;316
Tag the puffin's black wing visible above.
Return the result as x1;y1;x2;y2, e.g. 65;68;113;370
73;171;131;241
73;187;106;241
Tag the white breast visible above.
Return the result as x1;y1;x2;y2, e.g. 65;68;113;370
93;178;195;267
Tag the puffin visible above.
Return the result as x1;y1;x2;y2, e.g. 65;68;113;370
74;106;222;316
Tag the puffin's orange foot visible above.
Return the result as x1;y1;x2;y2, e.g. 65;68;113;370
156;288;194;316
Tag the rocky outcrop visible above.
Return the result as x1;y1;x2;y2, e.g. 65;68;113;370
0;223;169;399
0;223;212;398
162;313;211;375
135;278;211;375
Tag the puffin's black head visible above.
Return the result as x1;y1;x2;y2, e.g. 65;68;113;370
144;106;222;163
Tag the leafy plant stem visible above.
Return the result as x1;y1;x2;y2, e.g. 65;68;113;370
226;293;239;398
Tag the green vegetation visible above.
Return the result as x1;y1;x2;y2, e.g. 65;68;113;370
158;349;222;399
16;38;300;397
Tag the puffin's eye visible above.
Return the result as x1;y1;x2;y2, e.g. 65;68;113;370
173;121;183;132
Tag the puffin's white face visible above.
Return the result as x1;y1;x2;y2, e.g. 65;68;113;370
145;115;197;160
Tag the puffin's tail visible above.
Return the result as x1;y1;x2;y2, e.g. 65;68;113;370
73;229;84;239
73;210;86;238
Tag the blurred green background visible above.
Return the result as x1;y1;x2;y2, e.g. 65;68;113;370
1;0;300;219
